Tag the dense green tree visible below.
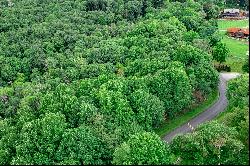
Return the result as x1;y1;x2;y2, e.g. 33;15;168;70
218;106;249;146
191;61;219;93
220;74;249;150
124;57;169;77
227;74;249;108
225;0;249;9
183;30;200;43
203;2;220;19
167;1;204;31
40;83;81;127
97;85;135;127
195;0;223;19
171;44;211;66
0;0;222;164
192;38;212;53
207;31;222;47
85;40;128;64
123;0;143;20
112;132;174;165
129;89;165;130
149;62;192;117
0;119;18;165
55;125;105;165
12;112;67;165
212;42;229;64
170;121;247;165
242;54;249;73
85;0;108;12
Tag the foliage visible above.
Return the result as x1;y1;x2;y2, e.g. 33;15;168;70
196;0;223;19
129;89;165;130
0;0;221;164
203;2;220;19
218;106;249;145
149;62;192;117
221;74;249;150
169;70;249;166
170;121;247;165
55;125;105;165
12;112;67;165
242;55;249;73
227;74;249;108
212;42;229;64
225;0;249;9
112;132;174;165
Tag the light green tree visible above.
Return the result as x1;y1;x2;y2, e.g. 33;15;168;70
112;132;174;165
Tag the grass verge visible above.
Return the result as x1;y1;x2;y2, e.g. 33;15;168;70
218;19;249;30
214;108;229;121
218;31;248;73
155;89;219;138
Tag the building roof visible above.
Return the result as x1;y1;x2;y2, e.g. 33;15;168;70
227;28;249;35
243;28;249;35
224;9;240;13
227;28;240;33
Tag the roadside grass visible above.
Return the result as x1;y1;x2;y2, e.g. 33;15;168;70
218;19;249;30
155;89;219;138
215;107;231;122
218;31;248;73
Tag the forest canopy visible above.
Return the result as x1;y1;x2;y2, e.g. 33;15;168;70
0;0;248;165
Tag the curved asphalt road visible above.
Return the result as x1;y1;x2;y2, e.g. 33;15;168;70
163;72;241;143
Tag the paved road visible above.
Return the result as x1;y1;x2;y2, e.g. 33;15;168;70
163;72;240;143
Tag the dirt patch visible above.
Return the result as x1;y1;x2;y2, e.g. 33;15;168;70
193;90;205;103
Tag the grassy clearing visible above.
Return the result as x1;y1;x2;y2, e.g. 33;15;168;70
155;89;219;138
218;31;248;72
218;19;249;30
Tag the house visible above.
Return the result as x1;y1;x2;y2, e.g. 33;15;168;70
221;9;240;18
245;11;249;17
240;10;249;17
227;28;249;39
